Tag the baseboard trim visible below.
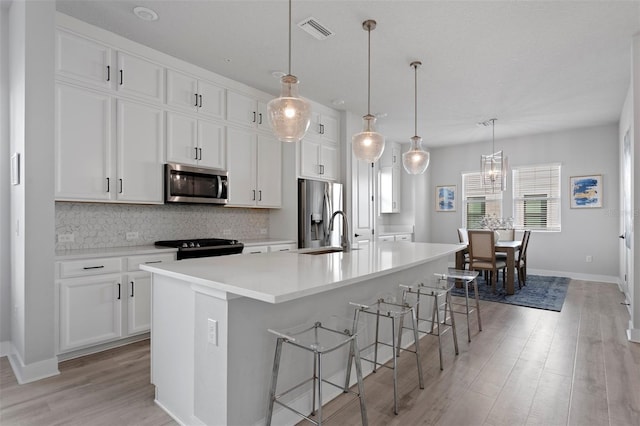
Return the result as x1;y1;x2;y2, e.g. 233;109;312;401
57;333;150;362
626;323;640;343
7;347;59;384
525;269;618;284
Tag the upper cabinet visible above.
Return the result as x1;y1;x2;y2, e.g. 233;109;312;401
166;69;225;120
309;112;339;144
299;108;341;182
226;90;269;131
166;111;226;170
379;142;401;213
55;28;164;104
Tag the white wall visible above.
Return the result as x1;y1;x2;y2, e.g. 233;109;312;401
629;33;640;341
8;0;58;382
428;124;620;280
0;2;11;353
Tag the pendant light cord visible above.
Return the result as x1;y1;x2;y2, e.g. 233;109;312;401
414;63;418;137
367;24;371;115
288;0;292;75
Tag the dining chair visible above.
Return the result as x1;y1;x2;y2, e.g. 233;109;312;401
517;230;532;288
457;228;469;269
467;230;507;293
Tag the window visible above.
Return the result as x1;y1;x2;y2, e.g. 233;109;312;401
462;172;502;229
512;164;561;231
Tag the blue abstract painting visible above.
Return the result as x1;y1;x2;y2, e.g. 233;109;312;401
571;175;602;208
436;185;456;211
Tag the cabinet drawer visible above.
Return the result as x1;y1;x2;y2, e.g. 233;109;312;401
395;234;412;242
269;243;297;252
377;235;395;242
242;245;269;254
126;253;176;271
59;257;122;279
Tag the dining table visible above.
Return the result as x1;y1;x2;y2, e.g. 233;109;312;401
455;240;522;295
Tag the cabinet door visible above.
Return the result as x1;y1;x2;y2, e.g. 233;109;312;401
198;120;226;170
166;111;198;166
55;83;113;201
116;99;164;203
227;90;257;127
55;29;112;90
300;138;321;178
58;275;122;352
256;135;282;207
116;51;164;103
256;99;269;130
320;142;339;181
126;271;151;335
226;127;257;206
320;114;339;143
166;69;199;113
198;80;226;120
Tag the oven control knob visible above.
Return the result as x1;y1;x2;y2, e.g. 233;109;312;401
189;242;195;248
195;242;201;247
182;242;189;248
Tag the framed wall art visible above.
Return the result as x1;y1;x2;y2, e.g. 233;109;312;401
436;185;456;212
570;174;602;208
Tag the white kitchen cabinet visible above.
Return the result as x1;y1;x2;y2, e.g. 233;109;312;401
395;233;412;242
116;99;164;203
269;243;297;252
58;274;123;352
55;28;112;90
379;142;401;213
166;111;226;170
166;69;225;120
377;235;396;242
242;245;269;254
226;90;269;131
55;82;113;201
309;112;339;143
124;271;152;335
116;51;164;103
227;127;281;208
300;138;339;181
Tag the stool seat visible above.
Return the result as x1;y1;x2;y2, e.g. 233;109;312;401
266;317;368;426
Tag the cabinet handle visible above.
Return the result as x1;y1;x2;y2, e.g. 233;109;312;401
258;113;263;125
119;69;123;85
393;201;396;209
117;283;121;300
106;177;110;193
83;265;104;270
144;260;162;264
392;155;396;163
258;190;262;201
252;189;256;201
130;281;135;297
194;93;199;107
199;94;203;108
194;147;199;160
319;164;325;175
119;179;123;194
198;148;202;161
252;111;256;123
320;123;325;134
106;65;110;82
355;233;361;238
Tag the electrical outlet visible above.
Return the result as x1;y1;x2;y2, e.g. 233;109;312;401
259;228;268;235
126;231;139;241
586;255;593;263
222;229;232;236
208;318;218;346
58;233;74;243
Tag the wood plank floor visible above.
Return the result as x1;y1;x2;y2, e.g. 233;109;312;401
1;280;639;426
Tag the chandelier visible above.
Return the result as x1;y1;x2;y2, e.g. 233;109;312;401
480;118;507;192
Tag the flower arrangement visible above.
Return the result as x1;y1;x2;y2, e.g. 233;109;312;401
478;214;513;230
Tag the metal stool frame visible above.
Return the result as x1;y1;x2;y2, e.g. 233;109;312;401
344;297;424;415
438;269;482;342
266;321;368;426
399;277;459;371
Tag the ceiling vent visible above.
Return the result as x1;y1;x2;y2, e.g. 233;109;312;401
297;17;334;40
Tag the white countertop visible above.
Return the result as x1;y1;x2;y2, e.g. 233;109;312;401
55;245;178;260
141;242;462;303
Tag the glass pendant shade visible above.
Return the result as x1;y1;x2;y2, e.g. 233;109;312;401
267;74;311;143
403;136;430;174
353;114;385;163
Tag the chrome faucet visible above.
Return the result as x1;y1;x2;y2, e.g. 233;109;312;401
327;210;350;252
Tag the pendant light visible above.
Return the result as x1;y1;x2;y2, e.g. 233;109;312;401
352;20;385;163
402;61;430;175
480;118;507;192
267;0;311;143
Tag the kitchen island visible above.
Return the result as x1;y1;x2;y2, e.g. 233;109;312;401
141;242;462;426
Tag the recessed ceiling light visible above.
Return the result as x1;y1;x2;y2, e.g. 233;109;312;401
133;6;158;22
224;58;232;63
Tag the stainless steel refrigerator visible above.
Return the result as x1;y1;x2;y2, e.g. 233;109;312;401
298;179;344;249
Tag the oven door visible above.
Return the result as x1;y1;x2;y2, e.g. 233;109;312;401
165;163;228;204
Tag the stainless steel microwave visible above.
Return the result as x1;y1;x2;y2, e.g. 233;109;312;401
165;163;228;204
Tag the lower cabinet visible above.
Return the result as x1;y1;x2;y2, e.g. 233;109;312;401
56;251;175;354
242;242;297;254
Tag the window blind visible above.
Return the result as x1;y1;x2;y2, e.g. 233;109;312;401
462;172;502;229
512;164;561;231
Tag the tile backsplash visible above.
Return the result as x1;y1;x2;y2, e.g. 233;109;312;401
55;202;269;250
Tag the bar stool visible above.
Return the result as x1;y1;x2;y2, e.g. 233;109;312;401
399;276;459;371
266;318;368;426
438;269;482;342
344;294;424;415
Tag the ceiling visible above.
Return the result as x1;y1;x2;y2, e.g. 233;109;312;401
55;0;640;148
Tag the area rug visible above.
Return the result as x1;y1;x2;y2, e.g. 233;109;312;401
450;274;571;312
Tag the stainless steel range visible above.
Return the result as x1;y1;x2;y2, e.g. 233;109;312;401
155;238;244;260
